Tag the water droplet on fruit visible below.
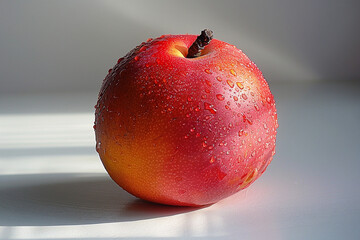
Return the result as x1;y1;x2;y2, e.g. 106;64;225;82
238;129;244;136
240;168;258;188
216;76;222;82
251;151;256;157
210;156;215;163
146;38;153;42
202;142;207;148
190;128;195;133
241;93;248;100
242;114;253;125
236;82;244;89
272;149;276;156
233;96;238;101
216;94;224;101
194;107;200;112
230;69;237;76
184;135;189;139
204;69;211;74
216;168;227;180
263;123;268;129
227;80;234;88
205;80;212;87
204;102;217;114
139;46;146;52
266;97;271;103
96;142;101;152
258;137;262;142
134;56;139;61
187;96;193;102
254;104;260;111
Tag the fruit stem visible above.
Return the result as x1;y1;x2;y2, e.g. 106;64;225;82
186;29;213;58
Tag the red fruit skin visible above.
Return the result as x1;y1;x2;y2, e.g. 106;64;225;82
94;34;278;206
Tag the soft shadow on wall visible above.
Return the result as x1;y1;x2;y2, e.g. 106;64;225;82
0;0;359;94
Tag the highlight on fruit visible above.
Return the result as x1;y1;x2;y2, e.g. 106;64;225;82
94;29;278;206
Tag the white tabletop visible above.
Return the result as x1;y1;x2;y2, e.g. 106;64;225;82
1;82;359;240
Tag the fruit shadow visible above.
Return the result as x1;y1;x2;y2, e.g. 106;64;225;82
0;173;203;226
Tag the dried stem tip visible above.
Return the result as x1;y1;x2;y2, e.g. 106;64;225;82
187;29;213;58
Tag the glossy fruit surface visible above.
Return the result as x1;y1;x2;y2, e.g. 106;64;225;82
94;34;278;206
